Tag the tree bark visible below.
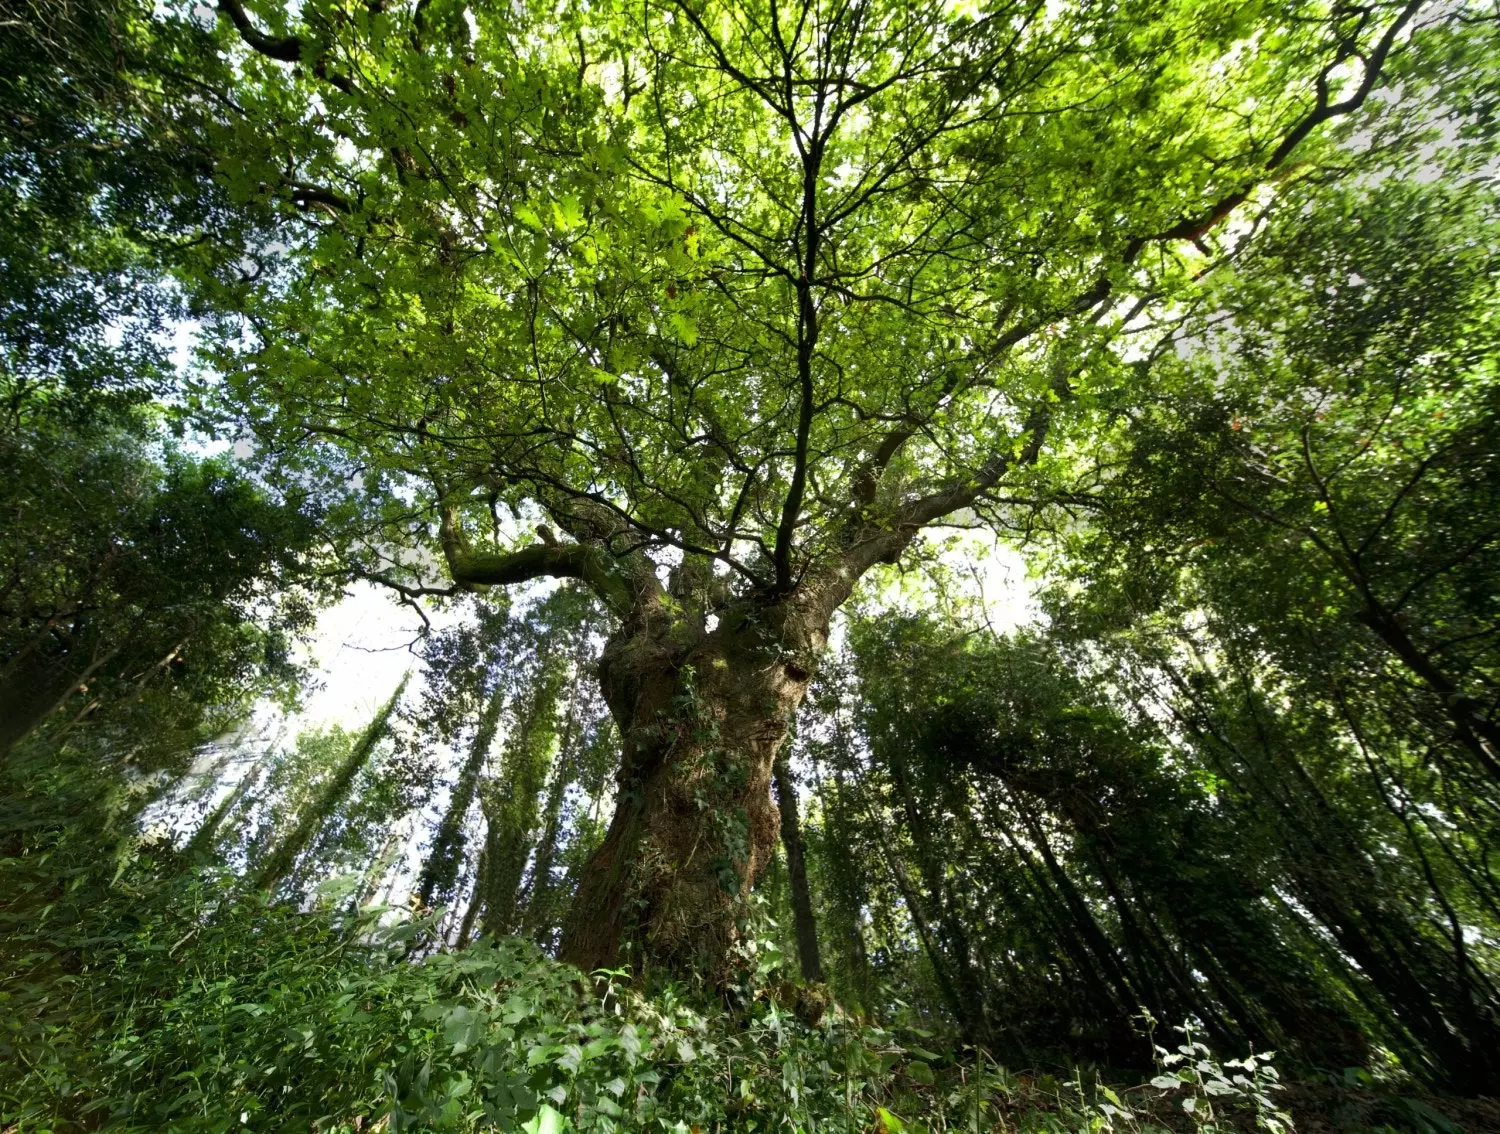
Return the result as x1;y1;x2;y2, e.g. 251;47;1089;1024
416;683;504;909
184;759;263;860
557;592;830;981
773;753;824;983
455;847;487;949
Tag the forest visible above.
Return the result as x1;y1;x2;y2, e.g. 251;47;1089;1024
3;0;1500;1129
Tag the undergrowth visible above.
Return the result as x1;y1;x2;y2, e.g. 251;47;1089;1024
0;870;1301;1133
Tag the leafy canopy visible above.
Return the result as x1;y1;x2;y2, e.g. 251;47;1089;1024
198;0;1425;603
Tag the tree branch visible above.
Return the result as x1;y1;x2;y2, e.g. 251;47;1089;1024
846;0;1424;541
438;500;638;618
216;0;304;63
216;0;356;94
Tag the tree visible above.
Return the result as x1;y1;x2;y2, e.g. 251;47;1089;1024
1;0;328;768
773;752;824;984
984;168;1500;1090
250;674;408;893
0;431;321;765
189;0;1439;978
1067;175;1500;802
416;681;506;911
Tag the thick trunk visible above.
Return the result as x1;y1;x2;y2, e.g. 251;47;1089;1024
773;754;824;983
558;597;827;980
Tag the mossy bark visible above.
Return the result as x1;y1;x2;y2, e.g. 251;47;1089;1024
558;592;832;981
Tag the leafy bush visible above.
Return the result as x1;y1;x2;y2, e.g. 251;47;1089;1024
2;874;1300;1133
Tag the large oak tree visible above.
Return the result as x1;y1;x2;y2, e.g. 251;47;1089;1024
189;0;1433;977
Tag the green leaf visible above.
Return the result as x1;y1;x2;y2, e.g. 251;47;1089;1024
665;312;698;347
514;204;544;232
522;1103;569;1134
552;195;584;231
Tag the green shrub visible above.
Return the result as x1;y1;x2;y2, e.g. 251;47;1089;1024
1;877;1295;1133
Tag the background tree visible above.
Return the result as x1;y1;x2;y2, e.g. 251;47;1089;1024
776;156;1500;1092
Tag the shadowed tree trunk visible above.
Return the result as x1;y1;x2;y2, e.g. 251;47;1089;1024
774;753;824;983
520;680;589;942
455;847;487;949
0;645;118;760
184;759;263;860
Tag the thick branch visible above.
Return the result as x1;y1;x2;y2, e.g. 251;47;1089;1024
438;502;637;618
216;0;356;94
775;138;825;593
216;0;304;62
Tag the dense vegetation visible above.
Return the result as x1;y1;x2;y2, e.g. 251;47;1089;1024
4;0;1500;1129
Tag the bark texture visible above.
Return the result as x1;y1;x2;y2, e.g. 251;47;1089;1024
557;586;836;981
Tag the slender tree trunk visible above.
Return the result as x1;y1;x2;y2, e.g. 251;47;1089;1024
184;759;263;860
772;753;824;983
817;763;876;1008
416;683;504;909
558;596;828;980
479;659;565;938
456;847;488;949
0;647;117;760
1356;603;1500;780
356;823;403;908
251;674;407;893
520;684;586;942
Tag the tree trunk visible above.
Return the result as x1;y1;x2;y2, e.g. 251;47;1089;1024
773;753;824;983
520;684;584;942
250;674;407;893
1356;603;1500;781
416;683;504;909
184;759;263;860
558;596;827;981
0;647;117;761
456;847;488;949
479;659;564;938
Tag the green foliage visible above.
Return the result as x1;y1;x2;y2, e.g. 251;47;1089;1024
0;421;324;764
0;869;1302;1134
164;0;1458;616
4;1;1499;1130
